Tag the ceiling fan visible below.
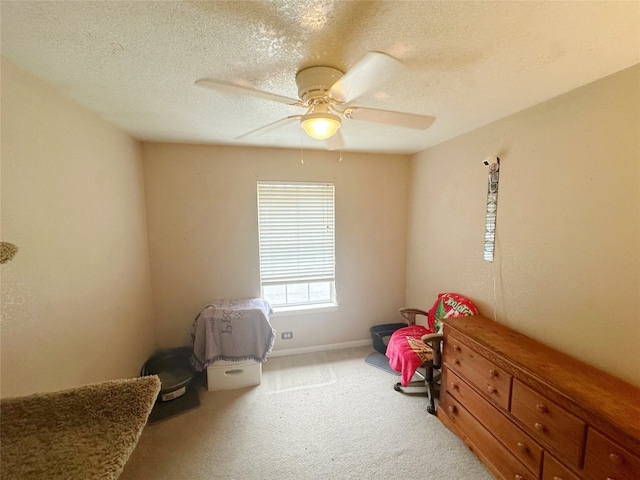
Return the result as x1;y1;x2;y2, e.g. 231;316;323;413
195;51;435;150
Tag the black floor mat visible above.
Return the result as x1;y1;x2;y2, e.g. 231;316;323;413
364;351;400;376
148;386;200;425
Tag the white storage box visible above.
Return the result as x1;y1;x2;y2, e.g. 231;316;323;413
206;360;262;391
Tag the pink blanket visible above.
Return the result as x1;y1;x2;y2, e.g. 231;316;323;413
386;325;434;387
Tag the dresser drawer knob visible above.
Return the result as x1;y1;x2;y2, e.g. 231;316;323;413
516;442;529;453
448;405;457;415
515;475;524;480
534;422;545;432
489;369;498;378
536;403;549;413
450;382;459;391
552;477;563;480
453;344;461;352
487;385;497;394
608;453;622;464
453;358;460;365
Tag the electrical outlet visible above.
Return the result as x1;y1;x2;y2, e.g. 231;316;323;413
281;331;293;340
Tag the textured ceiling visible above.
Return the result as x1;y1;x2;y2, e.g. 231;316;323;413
1;1;638;155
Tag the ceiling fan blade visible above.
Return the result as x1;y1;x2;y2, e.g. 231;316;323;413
328;51;403;104
195;79;302;106
325;129;344;151
235;115;302;139
344;107;435;130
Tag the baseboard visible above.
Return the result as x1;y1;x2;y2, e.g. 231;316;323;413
269;339;371;358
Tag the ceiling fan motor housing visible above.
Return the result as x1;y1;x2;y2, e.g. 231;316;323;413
295;66;344;103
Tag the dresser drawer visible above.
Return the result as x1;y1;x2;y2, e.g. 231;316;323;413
447;368;543;476
583;428;640;480
510;380;586;468
440;392;536;480
542;453;580;480
444;336;512;410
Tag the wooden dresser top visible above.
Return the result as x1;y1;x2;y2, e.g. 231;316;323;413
442;315;640;450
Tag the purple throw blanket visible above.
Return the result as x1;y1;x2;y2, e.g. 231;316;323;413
191;298;275;370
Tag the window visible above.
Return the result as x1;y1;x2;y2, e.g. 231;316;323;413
257;182;336;309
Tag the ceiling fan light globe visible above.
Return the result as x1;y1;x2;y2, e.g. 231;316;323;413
300;113;341;140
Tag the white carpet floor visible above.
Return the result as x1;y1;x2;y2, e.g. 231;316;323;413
120;346;493;480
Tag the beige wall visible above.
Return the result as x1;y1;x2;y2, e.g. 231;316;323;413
3;52;636;396
0;58;156;397
142;144;409;351
407;65;640;386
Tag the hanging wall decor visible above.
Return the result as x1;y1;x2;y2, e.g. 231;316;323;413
483;157;500;262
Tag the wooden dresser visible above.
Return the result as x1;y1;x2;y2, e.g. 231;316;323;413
438;315;640;480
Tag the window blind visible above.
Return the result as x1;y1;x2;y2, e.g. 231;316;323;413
257;182;335;285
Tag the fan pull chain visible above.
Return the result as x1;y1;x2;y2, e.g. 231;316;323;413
299;129;304;165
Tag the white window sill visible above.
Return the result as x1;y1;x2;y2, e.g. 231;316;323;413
271;303;338;317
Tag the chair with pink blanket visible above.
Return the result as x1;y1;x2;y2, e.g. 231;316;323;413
385;293;479;414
